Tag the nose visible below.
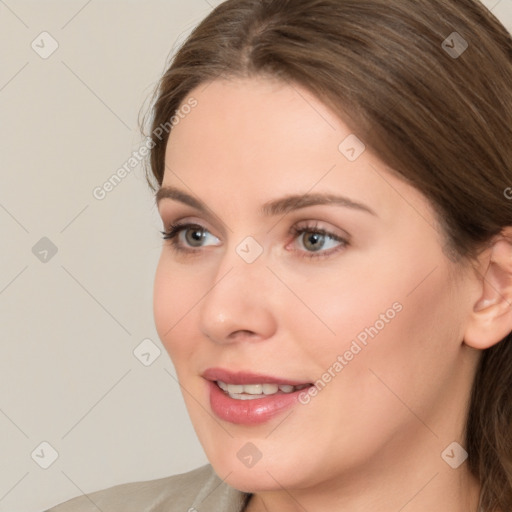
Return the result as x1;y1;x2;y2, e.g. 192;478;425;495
198;251;278;345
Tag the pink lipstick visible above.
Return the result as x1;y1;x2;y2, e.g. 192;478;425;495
203;368;312;425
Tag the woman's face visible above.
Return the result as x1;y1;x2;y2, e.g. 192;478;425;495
154;77;478;493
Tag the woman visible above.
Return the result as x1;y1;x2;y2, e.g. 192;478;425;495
47;0;512;511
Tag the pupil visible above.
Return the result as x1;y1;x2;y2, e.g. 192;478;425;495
187;228;205;246
304;232;324;251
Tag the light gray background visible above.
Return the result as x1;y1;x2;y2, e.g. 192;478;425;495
1;1;511;511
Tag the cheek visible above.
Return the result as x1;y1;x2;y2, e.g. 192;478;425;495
153;256;196;362
276;253;407;371
292;243;459;407
321;261;462;428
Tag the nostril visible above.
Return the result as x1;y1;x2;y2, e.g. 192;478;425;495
229;330;257;339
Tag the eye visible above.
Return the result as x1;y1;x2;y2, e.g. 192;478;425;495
289;222;349;259
161;222;220;253
161;221;349;259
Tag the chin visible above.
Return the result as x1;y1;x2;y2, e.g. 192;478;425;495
218;463;299;493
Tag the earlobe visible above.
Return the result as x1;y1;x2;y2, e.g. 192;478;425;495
464;236;512;350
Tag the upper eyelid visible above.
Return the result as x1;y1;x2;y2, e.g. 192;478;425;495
162;216;220;235
159;210;227;238
167;221;219;235
165;220;348;245
158;203;229;236
157;196;373;237
292;220;351;239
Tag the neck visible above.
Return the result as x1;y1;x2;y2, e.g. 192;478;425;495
246;468;481;512
245;425;482;512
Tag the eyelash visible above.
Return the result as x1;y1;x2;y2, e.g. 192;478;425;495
160;222;349;260
289;224;349;259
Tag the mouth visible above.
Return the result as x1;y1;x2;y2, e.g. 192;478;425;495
216;381;311;400
202;368;313;424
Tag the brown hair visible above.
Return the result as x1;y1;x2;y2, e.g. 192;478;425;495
141;1;512;509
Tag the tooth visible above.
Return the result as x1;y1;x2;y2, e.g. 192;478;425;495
243;384;263;395
227;384;244;394
262;383;279;395
219;381;307;399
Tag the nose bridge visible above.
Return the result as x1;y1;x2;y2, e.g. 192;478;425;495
213;233;269;293
198;238;276;343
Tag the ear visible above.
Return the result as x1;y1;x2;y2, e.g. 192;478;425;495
464;231;512;349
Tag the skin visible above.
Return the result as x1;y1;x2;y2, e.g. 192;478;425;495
153;77;509;512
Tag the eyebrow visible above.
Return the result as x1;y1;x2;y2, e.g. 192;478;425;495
155;186;377;217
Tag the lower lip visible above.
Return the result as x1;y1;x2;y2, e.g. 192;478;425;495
208;381;306;425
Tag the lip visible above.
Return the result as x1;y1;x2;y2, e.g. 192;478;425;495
202;367;312;425
202;367;310;386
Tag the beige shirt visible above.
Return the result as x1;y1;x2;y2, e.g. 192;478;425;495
45;464;486;511
45;464;250;512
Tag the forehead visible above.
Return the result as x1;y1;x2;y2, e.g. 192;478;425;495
160;78;434;231
164;78;354;187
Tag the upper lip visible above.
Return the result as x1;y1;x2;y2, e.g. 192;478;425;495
202;367;311;386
